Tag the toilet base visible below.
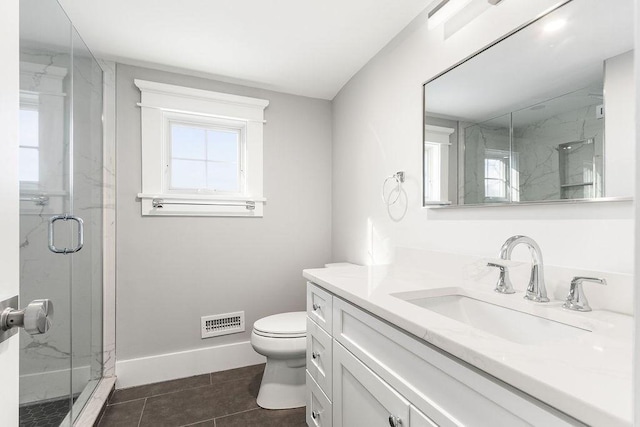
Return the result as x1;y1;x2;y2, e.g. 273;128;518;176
256;356;306;409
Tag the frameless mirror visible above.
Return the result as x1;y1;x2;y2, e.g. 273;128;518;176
423;0;634;206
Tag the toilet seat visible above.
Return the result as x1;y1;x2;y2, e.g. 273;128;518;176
252;329;305;339
253;312;306;338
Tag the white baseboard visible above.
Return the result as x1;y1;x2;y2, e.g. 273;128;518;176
115;340;266;389
20;365;90;404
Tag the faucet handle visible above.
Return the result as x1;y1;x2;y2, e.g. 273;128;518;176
487;262;515;294
562;276;607;312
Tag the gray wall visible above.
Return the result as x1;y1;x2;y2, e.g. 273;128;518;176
116;64;332;360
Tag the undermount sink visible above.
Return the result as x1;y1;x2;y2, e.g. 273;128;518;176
394;289;591;345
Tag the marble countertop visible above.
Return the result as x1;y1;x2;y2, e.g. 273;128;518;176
303;263;632;427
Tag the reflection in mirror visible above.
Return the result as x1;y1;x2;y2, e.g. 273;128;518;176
423;0;634;206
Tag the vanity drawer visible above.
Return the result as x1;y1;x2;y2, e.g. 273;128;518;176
307;372;332;427
307;317;333;399
332;297;581;427
307;282;333;333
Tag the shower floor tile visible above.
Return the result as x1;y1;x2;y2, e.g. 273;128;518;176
19;397;72;427
98;363;306;427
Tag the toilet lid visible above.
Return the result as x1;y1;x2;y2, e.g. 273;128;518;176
253;311;306;337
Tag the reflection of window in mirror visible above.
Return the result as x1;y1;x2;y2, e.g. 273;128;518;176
424;124;454;204
424;142;441;201
483;149;519;202
19;93;40;189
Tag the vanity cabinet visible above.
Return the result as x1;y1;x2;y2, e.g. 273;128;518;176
333;341;436;427
306;282;584;427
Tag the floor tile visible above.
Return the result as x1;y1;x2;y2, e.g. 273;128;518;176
210;364;265;385
215;407;306;427
110;374;211;404
139;373;261;427
98;399;145;427
180;420;214;427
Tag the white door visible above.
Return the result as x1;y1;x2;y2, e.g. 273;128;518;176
333;342;410;427
0;0;21;425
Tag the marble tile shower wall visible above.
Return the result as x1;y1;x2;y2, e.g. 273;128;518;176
461;103;602;204
514;103;603;201
462;121;510;204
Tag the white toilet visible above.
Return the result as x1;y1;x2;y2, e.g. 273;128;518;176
250;311;307;409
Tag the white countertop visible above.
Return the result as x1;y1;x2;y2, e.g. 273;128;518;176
303;263;633;427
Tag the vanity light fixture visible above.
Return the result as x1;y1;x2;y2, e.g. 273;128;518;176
427;0;473;29
543;19;567;33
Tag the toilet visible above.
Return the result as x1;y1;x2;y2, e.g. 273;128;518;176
250;311;307;409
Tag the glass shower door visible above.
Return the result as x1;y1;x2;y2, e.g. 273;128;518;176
19;1;74;425
18;0;104;425
69;26;104;424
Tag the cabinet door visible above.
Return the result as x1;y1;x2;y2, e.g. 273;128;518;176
411;406;438;427
333;342;410;427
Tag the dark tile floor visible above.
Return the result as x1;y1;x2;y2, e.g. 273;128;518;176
97;364;306;427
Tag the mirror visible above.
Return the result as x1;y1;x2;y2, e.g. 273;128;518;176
423;0;634;206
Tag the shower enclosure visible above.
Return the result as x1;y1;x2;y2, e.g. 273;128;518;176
18;0;104;425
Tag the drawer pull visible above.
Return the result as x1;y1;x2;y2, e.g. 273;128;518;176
312;410;320;419
389;415;402;427
312;303;321;311
312;351;320;359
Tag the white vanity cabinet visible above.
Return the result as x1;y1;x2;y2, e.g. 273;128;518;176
307;282;334;427
333;341;436;427
306;281;585;427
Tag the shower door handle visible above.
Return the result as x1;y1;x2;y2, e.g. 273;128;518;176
48;214;84;254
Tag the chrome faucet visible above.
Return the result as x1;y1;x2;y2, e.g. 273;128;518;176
499;235;549;302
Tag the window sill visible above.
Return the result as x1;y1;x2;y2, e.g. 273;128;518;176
137;193;266;217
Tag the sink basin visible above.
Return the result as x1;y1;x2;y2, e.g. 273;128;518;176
395;290;591;345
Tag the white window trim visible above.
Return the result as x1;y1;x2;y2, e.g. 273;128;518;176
424;124;454;204
135;79;269;217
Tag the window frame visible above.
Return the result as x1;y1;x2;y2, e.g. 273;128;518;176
19;94;40;188
423;124;454;204
483;148;519;203
135;79;269;217
19;62;68;216
164;114;247;196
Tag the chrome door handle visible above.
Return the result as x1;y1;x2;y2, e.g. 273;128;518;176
48;214;84;254
312;351;320;359
1;299;54;335
312;303;321;311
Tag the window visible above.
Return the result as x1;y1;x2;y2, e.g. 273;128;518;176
167;118;244;194
423;124;454;204
19;94;40;186
424;142;441;201
19;62;67;216
484;149;519;202
135;80;269;217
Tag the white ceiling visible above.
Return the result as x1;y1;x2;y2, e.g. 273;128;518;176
56;0;429;100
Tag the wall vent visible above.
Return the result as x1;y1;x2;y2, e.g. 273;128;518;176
201;311;245;339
